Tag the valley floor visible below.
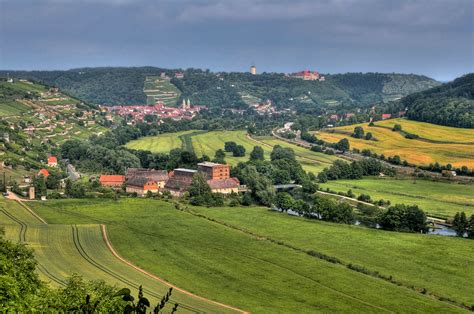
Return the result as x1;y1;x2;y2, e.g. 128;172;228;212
3;197;469;312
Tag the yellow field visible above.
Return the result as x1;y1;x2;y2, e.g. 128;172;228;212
316;119;474;168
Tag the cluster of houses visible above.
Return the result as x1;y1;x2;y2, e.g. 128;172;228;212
102;101;207;125
99;162;244;197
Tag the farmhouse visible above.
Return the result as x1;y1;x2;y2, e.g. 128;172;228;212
125;177;159;196
381;113;392;120
164;168;197;196
207;177;240;194
99;175;125;188
47;156;58;167
125;168;169;188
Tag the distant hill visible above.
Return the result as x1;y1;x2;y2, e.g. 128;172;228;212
0;68;439;109
389;73;474;128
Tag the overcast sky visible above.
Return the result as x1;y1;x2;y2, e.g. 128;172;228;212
0;0;473;81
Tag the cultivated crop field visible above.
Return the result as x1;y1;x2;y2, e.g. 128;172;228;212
125;130;341;174
321;177;474;218
316;118;474;168
29;198;471;312
143;76;181;106
0;199;234;313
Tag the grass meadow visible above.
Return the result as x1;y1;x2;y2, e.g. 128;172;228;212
316;119;474;168
125;129;341;174
321;177;474;218
27;198;473;312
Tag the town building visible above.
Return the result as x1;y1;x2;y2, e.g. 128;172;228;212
164;168;197;196
381;113;392;120
47;156;58;167
38;168;50;177
99;175;125;188
207;177;240;194
175;72;184;79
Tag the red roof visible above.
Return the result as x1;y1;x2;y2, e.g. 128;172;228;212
48;156;57;164
99;175;125;183
381;113;392;119
38;169;49;177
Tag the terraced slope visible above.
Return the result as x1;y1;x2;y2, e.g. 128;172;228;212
0;199;240;313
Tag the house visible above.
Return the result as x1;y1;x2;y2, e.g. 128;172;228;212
381;113;392;120
163;168;197;196
126;177;159;196
442;170;457;177
329;114;339;121
125;168;169;189
47;156;58;167
99;175;125;188
175;72;184;79
38;169;50;177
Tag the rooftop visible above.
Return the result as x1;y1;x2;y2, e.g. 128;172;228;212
197;162;225;167
174;168;197;173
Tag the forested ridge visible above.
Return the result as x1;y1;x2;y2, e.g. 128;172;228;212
0;68;438;108
389;73;474;128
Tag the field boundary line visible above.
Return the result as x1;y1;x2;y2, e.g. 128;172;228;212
15;200;48;225
100;224;249;314
183;208;471;312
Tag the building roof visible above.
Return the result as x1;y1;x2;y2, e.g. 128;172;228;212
127;176;156;187
197;162;225;167
174;168;197;173
126;168;169;181
99;175;125;183
207;178;240;190
48;156;57;164
38;168;49;177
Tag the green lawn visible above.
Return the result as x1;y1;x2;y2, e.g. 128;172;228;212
321;177;474;218
28;198;472;312
125;130;197;153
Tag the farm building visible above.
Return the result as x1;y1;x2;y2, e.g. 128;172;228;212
198;162;231;180
164;168;197;196
125;168;169;188
99;175;125;188
126;177;160;196
207;177;240;194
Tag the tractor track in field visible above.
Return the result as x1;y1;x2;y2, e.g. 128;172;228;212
0;208;67;286
3;201;247;314
70;224;201;313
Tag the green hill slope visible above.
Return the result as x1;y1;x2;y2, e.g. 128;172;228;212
390;73;474;128
1;68;439;108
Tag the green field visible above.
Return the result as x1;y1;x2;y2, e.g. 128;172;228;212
22;198;472;312
317;118;474;168
126;130;341;174
125;130;199;153
321;177;474;218
0;199;236;313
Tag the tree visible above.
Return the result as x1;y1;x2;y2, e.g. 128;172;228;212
365;132;373;140
468;215;474;239
213;149;226;164
232;145;246;157
224;141;237;152
453;212;468;237
33;175;47;197
275;192;295;212
392;124;402;131
249;146;264;161
378;204;427;232
336;138;350;152
352;126;364;138
188;173;212;198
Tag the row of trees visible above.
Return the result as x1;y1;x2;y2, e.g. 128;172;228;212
452;212;474;238
317;158;392;182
